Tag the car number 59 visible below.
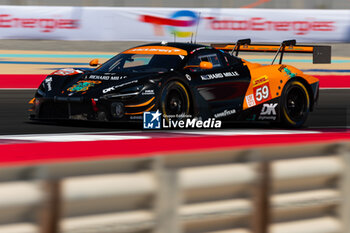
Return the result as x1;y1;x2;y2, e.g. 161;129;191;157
255;85;269;101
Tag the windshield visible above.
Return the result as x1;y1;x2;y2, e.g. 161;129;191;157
96;53;184;73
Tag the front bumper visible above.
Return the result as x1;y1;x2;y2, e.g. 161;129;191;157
30;95;157;122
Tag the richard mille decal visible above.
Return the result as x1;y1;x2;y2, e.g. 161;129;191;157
88;75;127;81
201;71;239;80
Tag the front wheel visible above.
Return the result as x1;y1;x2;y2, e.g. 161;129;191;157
281;80;310;128
160;81;191;120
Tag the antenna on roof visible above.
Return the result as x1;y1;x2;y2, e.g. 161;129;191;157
173;31;176;42
194;12;201;44
190;33;193;43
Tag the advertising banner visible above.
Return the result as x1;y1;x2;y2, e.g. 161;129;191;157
0;6;349;42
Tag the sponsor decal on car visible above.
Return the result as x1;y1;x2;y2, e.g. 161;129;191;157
87;75;127;81
253;75;269;87
44;77;53;91
51;68;83;76
252;75;271;105
278;65;297;78
214;109;236;118
67;80;101;93
258;103;278;120
201;71;239;80
130;116;143;120
102;80;138;94
123;46;188;55
142;89;155;95
246;94;256;108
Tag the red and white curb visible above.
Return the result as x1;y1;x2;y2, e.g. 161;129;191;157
0;129;321;143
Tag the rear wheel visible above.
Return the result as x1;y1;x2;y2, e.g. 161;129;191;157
281;80;310;128
160;81;191;120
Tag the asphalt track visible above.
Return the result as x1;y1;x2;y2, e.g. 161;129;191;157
0;89;348;135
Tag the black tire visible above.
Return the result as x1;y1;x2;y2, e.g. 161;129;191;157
281;80;310;128
160;81;191;120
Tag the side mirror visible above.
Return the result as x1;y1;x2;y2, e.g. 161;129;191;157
199;61;213;69
89;59;99;67
183;61;213;70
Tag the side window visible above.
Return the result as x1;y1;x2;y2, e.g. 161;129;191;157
186;50;223;72
223;52;241;67
198;54;222;68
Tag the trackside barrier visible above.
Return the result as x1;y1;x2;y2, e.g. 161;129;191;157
0;142;349;233
0;6;349;43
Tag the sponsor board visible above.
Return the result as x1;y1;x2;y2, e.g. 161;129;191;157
0;13;79;33
0;6;347;42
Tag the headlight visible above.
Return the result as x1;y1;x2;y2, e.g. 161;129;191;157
36;82;46;97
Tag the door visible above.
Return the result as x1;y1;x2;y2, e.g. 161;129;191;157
185;49;251;118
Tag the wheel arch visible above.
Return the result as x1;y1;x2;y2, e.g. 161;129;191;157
160;76;196;116
283;77;315;111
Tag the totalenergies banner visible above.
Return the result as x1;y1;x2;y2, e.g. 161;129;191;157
0;6;349;42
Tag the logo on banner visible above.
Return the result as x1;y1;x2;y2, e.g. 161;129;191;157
139;10;199;37
0;14;79;33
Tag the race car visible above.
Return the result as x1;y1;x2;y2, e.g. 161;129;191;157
29;39;331;127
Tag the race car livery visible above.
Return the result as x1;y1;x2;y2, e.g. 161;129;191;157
29;39;331;127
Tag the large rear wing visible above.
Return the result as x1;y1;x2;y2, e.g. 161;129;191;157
211;39;331;64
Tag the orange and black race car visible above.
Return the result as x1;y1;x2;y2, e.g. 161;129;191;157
29;39;330;127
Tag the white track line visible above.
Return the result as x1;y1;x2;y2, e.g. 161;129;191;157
0;134;149;142
0;129;321;142
173;129;321;136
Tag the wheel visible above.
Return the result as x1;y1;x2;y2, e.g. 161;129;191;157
160;81;191;120
281;80;310;128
